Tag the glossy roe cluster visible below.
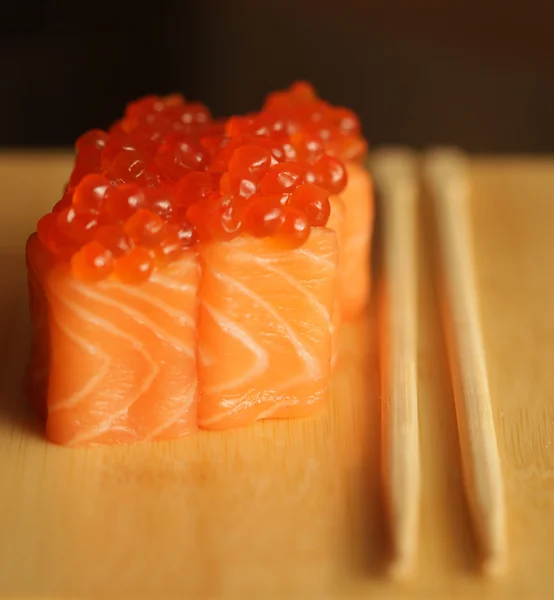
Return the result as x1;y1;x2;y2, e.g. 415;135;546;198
227;81;367;163
37;92;351;284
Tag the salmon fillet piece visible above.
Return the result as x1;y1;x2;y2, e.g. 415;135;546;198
337;162;375;320
197;227;338;430
26;235;55;420
327;194;346;370
26;234;200;447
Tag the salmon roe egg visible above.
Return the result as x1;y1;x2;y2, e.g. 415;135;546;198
259;162;305;195
124;209;165;247
37;212;78;257
228;145;272;174
144;187;174;218
103;183;145;222
72;174;109;215
311;155;347;194
57;206;99;244
153;225;184;263
76;129;108;155
290;184;331;227
220;168;257;199
67;131;109;188
203;196;243;241
242;198;284;237
176;220;197;248
93;224;132;257
271;206;311;249
175;172;218;209
115;247;154;285
71;241;114;282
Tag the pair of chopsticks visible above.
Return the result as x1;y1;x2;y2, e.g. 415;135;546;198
370;148;506;578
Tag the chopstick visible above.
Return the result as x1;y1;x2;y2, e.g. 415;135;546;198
371;148;420;578
423;148;507;576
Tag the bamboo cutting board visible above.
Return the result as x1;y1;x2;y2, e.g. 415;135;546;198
0;153;553;599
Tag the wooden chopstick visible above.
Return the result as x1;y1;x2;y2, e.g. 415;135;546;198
371;148;420;578
423;148;507;576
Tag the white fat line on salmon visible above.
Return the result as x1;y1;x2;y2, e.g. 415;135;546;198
197;342;215;366
71;280;194;358
67;377;160;446
199;393;295;427
239;249;336;268
198;393;258;426
231;250;332;323
142;383;197;441
206;267;321;380
201;301;269;394
150;270;199;293
295;249;336;269
256;396;298;420
99;280;195;328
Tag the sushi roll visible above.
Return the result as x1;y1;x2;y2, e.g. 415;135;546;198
26;93;345;444
228;82;374;322
263;82;374;320
26;95;213;446
194;144;341;429
26;230;200;446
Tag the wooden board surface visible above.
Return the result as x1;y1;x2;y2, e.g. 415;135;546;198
0;153;553;599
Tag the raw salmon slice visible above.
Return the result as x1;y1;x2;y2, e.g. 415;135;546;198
26;235;55;420
26;234;200;447
337;162;375;320
197;227;338;430
327;194;346;370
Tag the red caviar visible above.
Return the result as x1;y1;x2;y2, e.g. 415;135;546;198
71;241;114;282
56;207;98;244
290;184;331;227
153;225;185;264
93;225;131;257
36;86;359;284
103;183;145;222
124;209;166;247
242;198;284;237
271;206;311;250
115;247;154;285
230;81;367;163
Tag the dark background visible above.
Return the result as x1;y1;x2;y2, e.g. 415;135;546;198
2;0;554;152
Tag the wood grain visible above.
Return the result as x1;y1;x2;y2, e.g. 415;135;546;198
0;153;553;599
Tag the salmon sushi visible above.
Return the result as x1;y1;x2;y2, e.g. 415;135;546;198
261;81;374;320
194;141;343;428
197;228;337;429
26;95;213;446
26;93;349;444
27;234;200;446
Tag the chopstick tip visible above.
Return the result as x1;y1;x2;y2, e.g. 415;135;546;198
388;549;416;581
481;550;507;578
